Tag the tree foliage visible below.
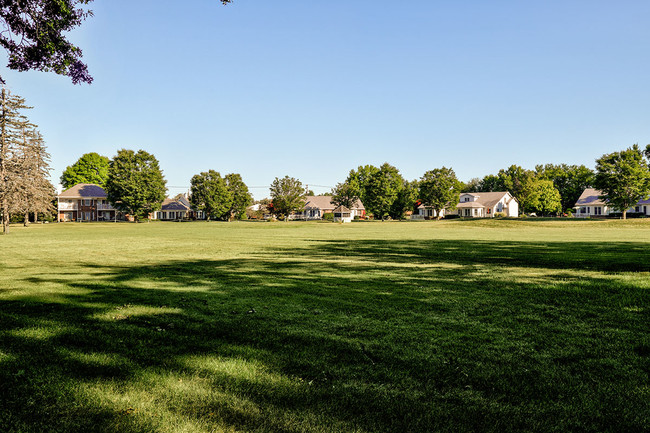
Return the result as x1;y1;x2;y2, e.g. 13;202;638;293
363;163;406;220
523;179;562;215
105;149;166;222
419;167;461;219
269;176;305;220
0;1;233;84
60;152;109;188
0;0;95;84
0;89;53;233
331;181;359;209
594;145;650;219
224;173;252;220
535;164;594;212
190;170;231;221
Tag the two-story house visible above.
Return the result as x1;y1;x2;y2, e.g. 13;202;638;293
417;191;519;218
57;184;117;222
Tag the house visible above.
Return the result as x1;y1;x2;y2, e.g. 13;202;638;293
57;184;117;222
416;191;519;219
333;205;352;223
295;196;365;220
453;191;519;217
153;195;205;220
574;188;650;217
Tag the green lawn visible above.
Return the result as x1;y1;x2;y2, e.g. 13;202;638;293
1;219;649;432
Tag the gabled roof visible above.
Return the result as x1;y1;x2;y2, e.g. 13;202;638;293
333;205;350;213
575;188;606;206
575;188;650;206
459;191;516;209
303;196;364;210
161;198;191;211
59;183;107;198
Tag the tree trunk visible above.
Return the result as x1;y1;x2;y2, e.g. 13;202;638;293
34;212;38;223
23;212;29;227
2;205;8;234
623;209;627;220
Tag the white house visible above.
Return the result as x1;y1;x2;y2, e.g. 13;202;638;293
574;188;650;217
453;191;519;218
294;196;365;220
416;191;518;218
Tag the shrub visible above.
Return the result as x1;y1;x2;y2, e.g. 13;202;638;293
323;213;334;221
493;212;507;218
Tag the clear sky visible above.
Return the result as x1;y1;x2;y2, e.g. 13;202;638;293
4;0;650;199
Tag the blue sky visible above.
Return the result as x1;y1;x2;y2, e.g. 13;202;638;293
4;0;650;199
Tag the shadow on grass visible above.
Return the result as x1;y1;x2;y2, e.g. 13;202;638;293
1;240;649;432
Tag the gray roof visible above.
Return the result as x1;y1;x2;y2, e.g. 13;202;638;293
161;198;191;211
59;183;107;198
459;191;516;209
303;195;364;211
575;188;607;206
575;188;650;206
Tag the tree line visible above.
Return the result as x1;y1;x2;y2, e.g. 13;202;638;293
266;145;650;220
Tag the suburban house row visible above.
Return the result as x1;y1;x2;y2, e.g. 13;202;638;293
57;183;523;222
58;183;649;222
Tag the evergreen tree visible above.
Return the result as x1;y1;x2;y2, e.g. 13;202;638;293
105;149;166;222
190;170;232;221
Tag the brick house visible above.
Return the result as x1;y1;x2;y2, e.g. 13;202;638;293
57;184;117;222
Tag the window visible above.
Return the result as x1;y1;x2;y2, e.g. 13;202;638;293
487;208;491;214
635;206;640;213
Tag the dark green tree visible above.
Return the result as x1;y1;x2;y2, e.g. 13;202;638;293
269;176;306;220
594;145;650;219
190;170;232;221
224;173;252;220
478;174;502;192
535;164;594;212
105;149;166;222
389;179;418;220
60;152;109;188
364;163;405;220
462;177;482;193
345;164;379;207
419;167;462;220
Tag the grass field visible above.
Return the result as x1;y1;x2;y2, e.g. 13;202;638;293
1;219;649;432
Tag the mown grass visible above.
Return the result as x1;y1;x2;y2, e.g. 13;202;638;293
0;219;649;432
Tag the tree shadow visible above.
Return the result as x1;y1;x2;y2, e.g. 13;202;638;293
1;239;649;432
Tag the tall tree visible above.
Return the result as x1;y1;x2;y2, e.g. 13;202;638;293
190;170;232;221
0;88;29;233
105;149;166;222
345;164;379;207
60;152;110;188
269;176;306;220
419;167;462;220
14;127;54;225
224;173;252;220
363;163;405;220
389;179;418;220
594;145;650;219
462;177;482;193
535;163;594;212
